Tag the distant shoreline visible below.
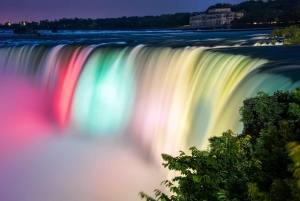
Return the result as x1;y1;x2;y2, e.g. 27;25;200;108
0;27;282;33
171;27;283;32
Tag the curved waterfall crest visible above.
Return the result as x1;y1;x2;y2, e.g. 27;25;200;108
0;45;275;158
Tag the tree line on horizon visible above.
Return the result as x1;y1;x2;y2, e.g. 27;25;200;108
0;0;300;31
225;0;300;28
0;13;199;31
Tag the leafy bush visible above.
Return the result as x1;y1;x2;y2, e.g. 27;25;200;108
140;131;261;201
272;25;300;45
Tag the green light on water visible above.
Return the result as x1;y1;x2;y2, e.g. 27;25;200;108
71;48;135;135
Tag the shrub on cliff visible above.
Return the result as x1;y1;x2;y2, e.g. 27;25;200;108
272;25;300;45
140;130;260;201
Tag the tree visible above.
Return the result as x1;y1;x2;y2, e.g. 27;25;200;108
272;25;300;45
285;142;300;200
140;131;261;201
240;88;300;138
241;88;300;200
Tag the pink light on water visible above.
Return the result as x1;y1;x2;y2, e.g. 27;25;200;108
0;74;57;156
0;72;164;201
54;46;95;127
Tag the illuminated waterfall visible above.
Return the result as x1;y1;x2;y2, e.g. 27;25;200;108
1;44;300;160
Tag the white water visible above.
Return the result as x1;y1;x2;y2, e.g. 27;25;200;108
0;45;300;200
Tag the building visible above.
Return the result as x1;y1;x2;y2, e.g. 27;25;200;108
190;8;244;28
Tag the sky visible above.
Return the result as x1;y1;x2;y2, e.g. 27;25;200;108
0;0;244;24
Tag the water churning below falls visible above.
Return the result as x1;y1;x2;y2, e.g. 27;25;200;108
0;41;300;200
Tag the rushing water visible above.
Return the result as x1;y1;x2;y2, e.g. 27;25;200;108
0;30;300;201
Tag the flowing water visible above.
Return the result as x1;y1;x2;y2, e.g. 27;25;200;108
0;30;300;200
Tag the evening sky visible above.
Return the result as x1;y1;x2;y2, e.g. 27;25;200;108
0;0;244;23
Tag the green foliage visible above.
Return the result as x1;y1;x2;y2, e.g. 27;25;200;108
240;88;300;138
247;121;300;201
240;88;300;200
286;142;300;200
247;183;272;201
272;25;300;45
140;130;261;201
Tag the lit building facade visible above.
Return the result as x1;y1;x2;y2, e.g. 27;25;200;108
190;8;244;27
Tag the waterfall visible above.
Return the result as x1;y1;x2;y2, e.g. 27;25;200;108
2;44;300;201
2;44;300;160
